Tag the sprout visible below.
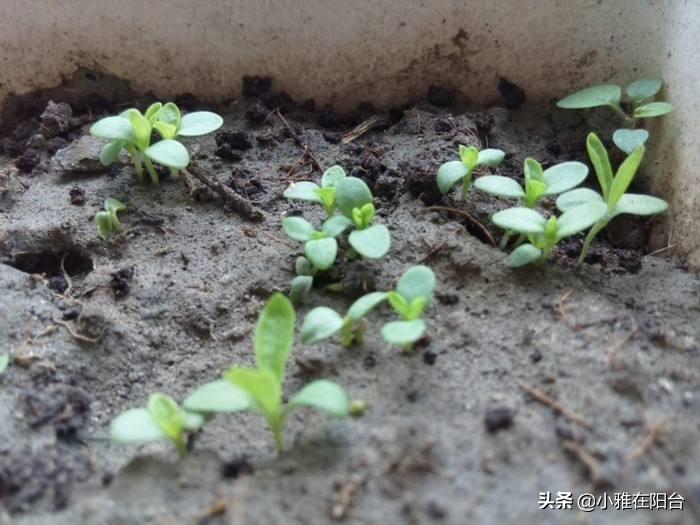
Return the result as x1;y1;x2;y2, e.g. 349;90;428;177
95;198;126;240
437;145;505;199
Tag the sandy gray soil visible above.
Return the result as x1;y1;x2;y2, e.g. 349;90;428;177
0;92;699;525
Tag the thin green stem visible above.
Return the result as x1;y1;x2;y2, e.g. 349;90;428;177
126;146;144;182
144;157;159;185
174;436;188;458
608;103;636;127
461;170;473;200
499;230;512;250
578;221;606;263
170;168;180;180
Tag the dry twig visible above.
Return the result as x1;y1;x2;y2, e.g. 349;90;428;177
517;380;593;429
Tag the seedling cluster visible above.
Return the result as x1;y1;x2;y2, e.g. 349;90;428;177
95;198;126;240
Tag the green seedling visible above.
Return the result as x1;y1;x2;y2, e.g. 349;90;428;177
0;354;9;374
90;102;222;184
437;145;505;199
557;79;672;154
111;392;205;457
284;165;347;217
301;265;436;351
492;203;607;267
95;198;126;240
475;159;588;247
556;133;668;263
184;293;349;452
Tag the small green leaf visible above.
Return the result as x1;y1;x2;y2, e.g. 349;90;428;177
289;380;349;418
347;292;388;321
254;293;295;382
633;102;673;118
305;238;338;270
492;207;546;235
158;103;181;128
507;244;542;268
405;297;428;320
0;354;9;374
336;177;373;219
148;393;186;443
524;158;544;182
226;367;281;419
381;319;426;346
473;175;525;198
613;129;649;155
154;121;178;140
586;133;614;200
145;139;190;169
556;201;608;239
459;145;479;167
322;215;352;237
95;211;113;240
437;160;469;194
184;380;252;414
295;256;314;276
556;188;604;212
557;85;621;109
100;141;125;166
626;78;662;104
127;110;152;149
477;148;505;168
111;408;167;444
543;162;588;195
145;102;163;123
387;291;410;318
348;224;391;259
608;145;645;209
178;111;224;136
396;265;436;305
321;165;346;188
283;217;316;242
104;197;126;214
301;307;344;344
613;194;668;217
90;116;134;142
284;181;322;202
290;275;313;304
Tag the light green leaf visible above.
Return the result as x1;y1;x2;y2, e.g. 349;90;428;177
226;367;281;419
104;197;126;214
543;162;588;195
100;141;125;166
608;145;645;209
387;291;410;318
95;211;113;240
626;78;662;104
381;319;426;346
349;224;390;259
437;160;469;194
556;188;604;212
154;121;178;140
290;275;313;304
586;133;614;200
289;380;349;418
145;139;190;169
254;293;295;382
0;354;9;374
405;297;428;321
178;111;224;136
613;129;649;155
284;181;322;202
336;177;373;219
111;407;166;443
295;256;314;276
459;145;479;167
148;393;185;443
283;216;316;242
158;102;181;127
613;193;668;217
556;201;608;239
634;102;673;118
492;207;546;235
477;148;505;168
322;215;353;237
557;84;621;109
473;175;525;198
396;265;436;305
524;158;544;182
301;307;344;344
321;165;346;188
145;102;163;123
90;116;134;142
347;292;388;321
184;412;205;431
507;244;542;268
305;238;338;270
184;380;252;413
127;110;152;149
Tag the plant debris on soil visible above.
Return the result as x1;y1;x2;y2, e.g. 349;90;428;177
0;80;699;525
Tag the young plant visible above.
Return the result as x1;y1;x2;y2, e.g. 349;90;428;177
301;265;436;351
557;79;672;154
491;203;607;267
556;133;668;263
111;392;205;457
183;293;349;452
437;145;505;199
95;197;126;240
90;102;222;184
284;165;347;217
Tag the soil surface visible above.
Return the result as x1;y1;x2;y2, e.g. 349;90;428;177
0;86;699;525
